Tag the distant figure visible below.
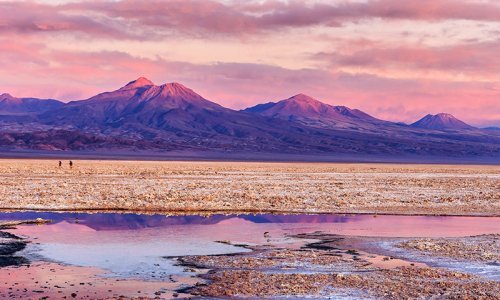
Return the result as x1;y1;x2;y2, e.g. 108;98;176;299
69;160;73;168
58;161;62;168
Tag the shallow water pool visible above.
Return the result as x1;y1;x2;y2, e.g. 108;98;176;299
2;212;498;280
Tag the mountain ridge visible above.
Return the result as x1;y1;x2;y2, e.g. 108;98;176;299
0;78;498;160
0;79;482;129
411;113;475;130
0;93;64;114
244;93;388;130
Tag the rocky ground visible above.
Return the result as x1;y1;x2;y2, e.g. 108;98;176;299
0;159;498;215
398;234;499;263
0;220;48;268
179;234;500;299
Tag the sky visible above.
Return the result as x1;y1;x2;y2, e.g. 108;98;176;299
0;0;499;126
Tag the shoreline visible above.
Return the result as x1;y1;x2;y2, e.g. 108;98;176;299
0;207;499;217
1;213;498;298
176;233;500;298
1;150;499;165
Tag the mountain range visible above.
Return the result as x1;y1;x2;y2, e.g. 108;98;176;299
0;93;63;114
243;93;384;131
0;211;357;231
410;113;475;130
0;77;498;162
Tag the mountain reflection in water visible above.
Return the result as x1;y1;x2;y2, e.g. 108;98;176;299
1;212;499;280
0;212;497;237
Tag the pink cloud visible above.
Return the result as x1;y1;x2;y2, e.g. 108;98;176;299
0;1;143;39
84;0;500;33
0;1;499;127
0;39;498;127
315;40;500;77
1;1;499;39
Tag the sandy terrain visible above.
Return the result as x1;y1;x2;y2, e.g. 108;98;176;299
0;159;498;215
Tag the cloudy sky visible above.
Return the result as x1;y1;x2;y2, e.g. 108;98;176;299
0;0;499;126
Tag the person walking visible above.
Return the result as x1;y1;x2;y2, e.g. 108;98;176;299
69;160;73;168
58;161;62;168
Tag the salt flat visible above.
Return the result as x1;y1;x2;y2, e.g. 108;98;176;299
0;159;498;215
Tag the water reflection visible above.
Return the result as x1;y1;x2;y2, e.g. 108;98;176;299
2;212;498;280
0;212;356;230
0;212;498;236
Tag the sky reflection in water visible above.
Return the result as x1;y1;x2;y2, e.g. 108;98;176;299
3;212;499;280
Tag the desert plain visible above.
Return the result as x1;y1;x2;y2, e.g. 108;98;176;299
0;159;498;299
0;159;498;215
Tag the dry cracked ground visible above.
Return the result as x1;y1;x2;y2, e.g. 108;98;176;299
0;159;498;215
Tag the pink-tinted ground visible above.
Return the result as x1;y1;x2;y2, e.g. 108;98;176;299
0;262;196;299
1;212;499;299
